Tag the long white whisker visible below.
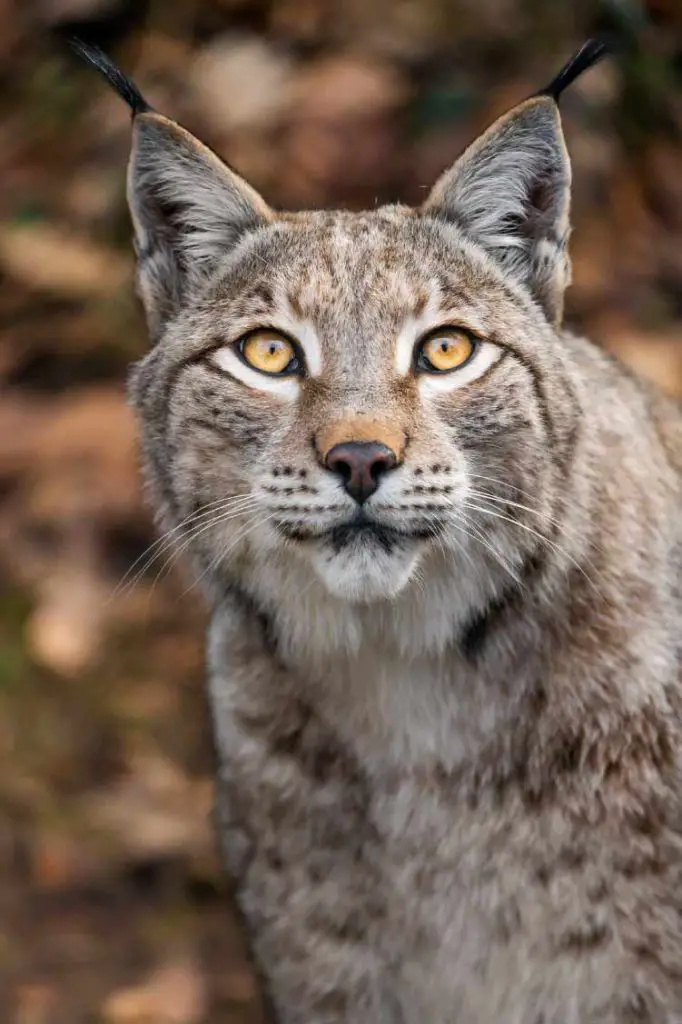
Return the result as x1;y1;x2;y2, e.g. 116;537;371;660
418;507;520;587
182;512;280;599
142;501;263;603
467;487;605;580
466;472;541;499
153;500;263;585
109;493;259;600
467;488;566;533
120;498;262;597
452;514;523;585
462;500;599;590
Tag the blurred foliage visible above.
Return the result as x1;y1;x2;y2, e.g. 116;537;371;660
0;0;681;1021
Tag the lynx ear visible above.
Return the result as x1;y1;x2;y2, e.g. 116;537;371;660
422;40;608;325
128;114;272;336
68;38;272;338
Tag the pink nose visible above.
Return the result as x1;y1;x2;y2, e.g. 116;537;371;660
325;441;397;504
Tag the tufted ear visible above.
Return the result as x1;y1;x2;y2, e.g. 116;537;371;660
422;40;608;325
128;113;272;337
69;38;272;339
423;97;571;323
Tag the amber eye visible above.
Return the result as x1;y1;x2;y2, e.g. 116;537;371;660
238;330;300;376
416;328;477;373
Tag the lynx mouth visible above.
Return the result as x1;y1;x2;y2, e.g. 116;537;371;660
328;521;407;554
276;513;441;550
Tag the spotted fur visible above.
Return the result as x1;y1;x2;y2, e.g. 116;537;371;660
77;38;682;1023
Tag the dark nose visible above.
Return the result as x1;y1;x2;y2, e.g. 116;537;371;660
325;441;397;504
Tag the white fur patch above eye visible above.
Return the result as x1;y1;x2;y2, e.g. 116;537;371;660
290;320;322;376
210;345;300;398
395;297;444;375
419;341;503;392
277;302;323;377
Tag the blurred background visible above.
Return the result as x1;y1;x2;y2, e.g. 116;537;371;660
1;0;681;1021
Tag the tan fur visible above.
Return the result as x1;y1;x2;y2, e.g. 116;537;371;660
113;59;682;1024
316;416;407;461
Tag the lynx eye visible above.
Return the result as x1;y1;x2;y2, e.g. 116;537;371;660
416;328;476;374
238;330;300;376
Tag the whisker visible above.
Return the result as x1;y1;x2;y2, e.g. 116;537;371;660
114;497;262;599
453;514;523;585
467;487;604;579
420;508;520;587
466;472;549;502
109;492;258;600
183;512;280;599
142;500;263;600
467;488;567;534
467;475;604;552
251;251;277;273
462;501;600;590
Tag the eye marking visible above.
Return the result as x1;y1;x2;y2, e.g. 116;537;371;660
415;327;477;374
415;329;504;393
237;329;302;377
209;336;301;398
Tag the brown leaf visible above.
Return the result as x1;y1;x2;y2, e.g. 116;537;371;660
102;958;207;1024
0;224;130;299
81;746;213;862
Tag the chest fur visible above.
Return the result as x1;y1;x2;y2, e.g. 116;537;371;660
207;598;682;1022
210;657;649;1023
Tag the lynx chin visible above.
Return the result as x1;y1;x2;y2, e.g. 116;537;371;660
73;37;682;1024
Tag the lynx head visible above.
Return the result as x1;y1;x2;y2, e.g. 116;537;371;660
73;39;605;605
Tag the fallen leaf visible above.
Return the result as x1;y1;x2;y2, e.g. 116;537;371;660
102;957;207;1024
0;224;130;299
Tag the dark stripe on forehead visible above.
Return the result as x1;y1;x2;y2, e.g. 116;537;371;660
288;289;304;319
248;280;275;309
413;289;429;318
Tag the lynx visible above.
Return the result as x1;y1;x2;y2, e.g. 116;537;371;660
72;37;682;1023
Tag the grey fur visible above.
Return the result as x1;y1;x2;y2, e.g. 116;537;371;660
106;46;682;1024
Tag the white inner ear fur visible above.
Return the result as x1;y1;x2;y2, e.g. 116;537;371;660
211;346;300;398
418;341;503;393
422;98;571;324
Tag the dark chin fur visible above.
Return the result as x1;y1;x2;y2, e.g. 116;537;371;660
328;521;404;554
276;516;442;551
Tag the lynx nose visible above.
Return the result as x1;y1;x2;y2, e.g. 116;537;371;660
325;441;397;504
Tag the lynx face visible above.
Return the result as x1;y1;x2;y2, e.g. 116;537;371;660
122;87;578;603
137;208;571;602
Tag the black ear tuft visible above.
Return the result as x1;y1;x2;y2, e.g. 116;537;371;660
538;38;610;103
68;37;151;117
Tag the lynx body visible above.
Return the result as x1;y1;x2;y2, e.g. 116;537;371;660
75;39;682;1022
